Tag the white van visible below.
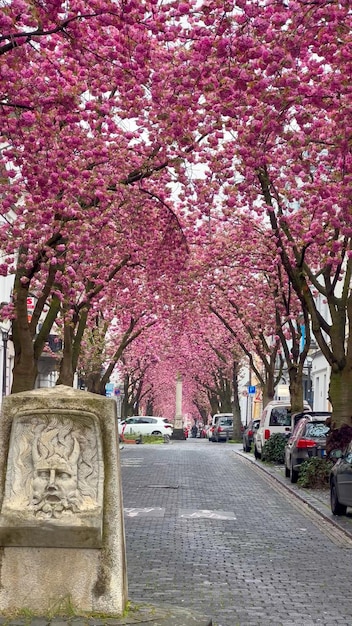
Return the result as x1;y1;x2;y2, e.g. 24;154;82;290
254;400;311;459
208;413;233;442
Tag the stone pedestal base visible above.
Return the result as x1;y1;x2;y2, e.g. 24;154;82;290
0;602;212;625
172;428;186;440
0;386;128;616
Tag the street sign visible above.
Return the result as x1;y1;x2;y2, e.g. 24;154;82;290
27;297;35;322
27;297;35;311
105;382;114;397
248;385;256;394
255;388;262;402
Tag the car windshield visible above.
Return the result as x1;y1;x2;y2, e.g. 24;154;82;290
219;418;233;426
269;408;291;427
305;423;330;437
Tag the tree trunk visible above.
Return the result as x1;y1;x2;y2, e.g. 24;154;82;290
261;386;275;409
11;275;37;393
208;392;220;415
10;240;64;393
218;383;233;412
197;405;208;423
121;374;135;418
12;348;38;393
259;167;352;429
86;372;105;395
232;361;242;440
56;324;74;387
287;364;305;414
146;397;154;415
329;362;352;429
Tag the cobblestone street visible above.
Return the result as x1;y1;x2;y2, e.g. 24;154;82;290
121;440;352;626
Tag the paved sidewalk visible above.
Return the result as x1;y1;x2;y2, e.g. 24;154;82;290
236;448;352;540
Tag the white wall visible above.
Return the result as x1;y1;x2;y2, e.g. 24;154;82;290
0;273;14;401
311;352;331;411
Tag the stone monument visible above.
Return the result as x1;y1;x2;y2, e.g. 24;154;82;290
172;373;185;440
0;385;128;615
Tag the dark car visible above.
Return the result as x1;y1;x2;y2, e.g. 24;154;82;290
284;416;330;483
242;419;260;452
330;440;352;516
291;410;332;431
213;416;233;442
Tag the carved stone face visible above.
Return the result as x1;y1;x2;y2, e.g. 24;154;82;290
31;434;82;518
32;466;78;505
1;411;103;534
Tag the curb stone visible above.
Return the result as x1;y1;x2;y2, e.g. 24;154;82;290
234;448;352;541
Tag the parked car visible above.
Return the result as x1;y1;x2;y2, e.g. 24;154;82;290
291;410;332;431
207;425;216;441
209;413;233;442
254;400;311;460
199;425;207;438
213;416;234;442
242;419;260;452
284;414;331;483
330;441;352;516
119;416;174;439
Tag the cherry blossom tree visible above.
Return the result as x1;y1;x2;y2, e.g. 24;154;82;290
118;297;246;437
178;0;352;427
1;0;198;392
2;0;351;436
194;216;312;411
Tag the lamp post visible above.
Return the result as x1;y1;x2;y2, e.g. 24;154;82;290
246;359;253;426
1;329;8;397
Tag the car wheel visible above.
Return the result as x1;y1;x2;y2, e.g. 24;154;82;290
254;445;261;460
285;464;290;478
245;444;251;452
330;480;347;516
290;462;299;483
151;430;162;436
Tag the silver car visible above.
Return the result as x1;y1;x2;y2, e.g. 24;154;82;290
209;413;233;442
330;440;352;516
213;416;233;442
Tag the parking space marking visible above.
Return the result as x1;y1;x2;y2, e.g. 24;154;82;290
179;509;236;520
124;507;165;518
145;484;179;489
120;457;144;466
